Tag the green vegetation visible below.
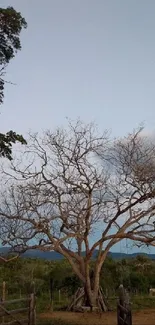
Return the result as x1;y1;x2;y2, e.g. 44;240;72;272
0;255;155;312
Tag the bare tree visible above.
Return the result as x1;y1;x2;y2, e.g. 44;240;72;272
0;120;155;309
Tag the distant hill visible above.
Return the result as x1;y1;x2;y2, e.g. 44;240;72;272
0;247;63;260
0;247;155;260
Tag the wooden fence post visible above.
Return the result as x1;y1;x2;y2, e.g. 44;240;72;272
118;284;125;322
117;284;132;325
50;278;54;312
28;293;36;325
58;289;61;303
2;281;6;324
2;281;6;302
118;284;125;306
128;309;132;325
117;303;120;325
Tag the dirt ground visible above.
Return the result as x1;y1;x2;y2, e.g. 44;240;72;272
40;309;155;325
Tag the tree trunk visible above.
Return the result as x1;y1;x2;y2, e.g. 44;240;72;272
84;265;101;308
67;285;109;312
68;270;109;312
84;268;96;308
65;254;109;312
84;283;97;309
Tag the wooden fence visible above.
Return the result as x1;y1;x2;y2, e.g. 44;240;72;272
117;302;132;325
117;285;132;325
0;293;36;325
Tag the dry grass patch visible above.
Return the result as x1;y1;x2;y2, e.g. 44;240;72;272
39;309;155;325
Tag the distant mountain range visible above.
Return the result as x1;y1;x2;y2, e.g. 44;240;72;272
0;247;155;260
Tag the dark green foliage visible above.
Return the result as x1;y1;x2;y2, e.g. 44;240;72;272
0;255;155;299
0;6;27;159
0;131;27;160
0;6;27;104
62;274;81;295
0;255;154;313
129;272;148;292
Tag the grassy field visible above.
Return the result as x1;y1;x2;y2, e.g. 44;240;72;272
108;294;155;310
36;292;155;312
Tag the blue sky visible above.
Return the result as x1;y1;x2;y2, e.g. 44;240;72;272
1;0;155;253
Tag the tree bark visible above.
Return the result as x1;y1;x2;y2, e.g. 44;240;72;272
84;266;99;308
84;284;98;308
67;285;108;312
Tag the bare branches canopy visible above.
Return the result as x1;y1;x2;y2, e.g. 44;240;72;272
0;119;155;304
